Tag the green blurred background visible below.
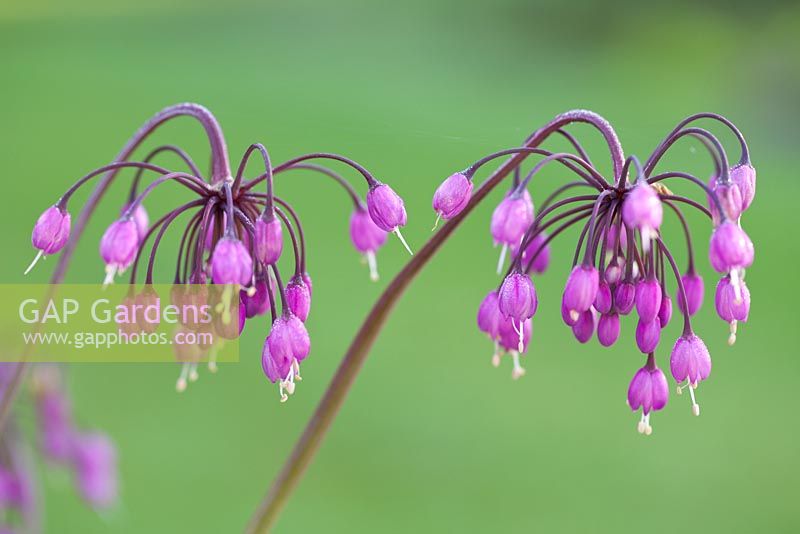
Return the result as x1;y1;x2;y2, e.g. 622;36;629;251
1;1;798;532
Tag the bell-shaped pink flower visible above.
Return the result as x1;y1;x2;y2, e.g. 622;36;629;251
635;279;662;323
572;309;596;344
709;221;754;272
255;215;283;265
477;290;502;340
432;172;473;222
99;218;139;284
622;182;662;247
676;272;704;316
285;274;312;322
498;272;538;321
715;276;750;345
614;282;636;315
367;182;411;254
670;333;712;415
730;163;756;212
211;236;253;286
635;318;661;353
350;208;388;281
597;313;620;347
709;180;743;225
515;232;550;274
594;281;613;314
627;358;669;434
562;264;599;321
658;294;673;328
31;205;71;255
490;189;534;247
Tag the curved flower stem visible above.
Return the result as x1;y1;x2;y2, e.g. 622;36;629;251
243;153;378;192
246;109;620;533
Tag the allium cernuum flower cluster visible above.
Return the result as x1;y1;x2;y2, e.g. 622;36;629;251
432;110;755;435
26;103;409;402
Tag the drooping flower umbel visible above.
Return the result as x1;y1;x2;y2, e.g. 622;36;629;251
430;110;756;434
23;103;408;403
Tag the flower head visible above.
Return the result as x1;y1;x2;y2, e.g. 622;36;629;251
715;276;750;345
670;333;711;415
432;172;473;224
490;189;533;247
516;232;550;274
264;314;310;402
99;218;139;284
709;221;754;273
211;236;253;286
730;162;756;212
498;272;538;321
677;272;704;316
635;279;662;323
29;205;71;271
622;182;662;248
614;282;636;315
349;207;388;281
255;215;283;265
477;290;502;341
627;357;669;435
285;274;312;322
658;293;672;328
597;312;620;347
572;309;596;344
562;265;599;321
635;318;661;354
709;180;743;224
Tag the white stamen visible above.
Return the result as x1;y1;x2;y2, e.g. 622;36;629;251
644;413;653;436
728;320;738;346
496;244;508;275
366;251;379;282
431;213;441;232
175;363;189;392
511;319;525;353
293;359;302;381
569;310;580;322
24;250;45;275
491;341;501;368
246;284;257;297
188;362;199;382
216;285;233;325
510;351;526;380
688;383;700;416
637;414;646;434
208;345;219;373
103;265;117;287
393;228;413;255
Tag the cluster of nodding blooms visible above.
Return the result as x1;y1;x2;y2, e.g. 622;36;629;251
432;112;754;435
26;110;411;403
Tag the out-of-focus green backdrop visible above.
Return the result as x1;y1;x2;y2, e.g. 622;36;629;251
1;1;798;532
